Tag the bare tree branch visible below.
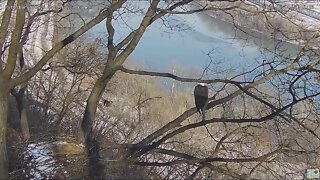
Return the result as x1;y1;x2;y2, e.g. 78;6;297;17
113;0;160;66
11;6;113;87
119;66;248;84
0;0;15;70
1;0;26;79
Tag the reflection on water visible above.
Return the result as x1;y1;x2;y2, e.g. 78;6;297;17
198;13;299;52
89;7;300;72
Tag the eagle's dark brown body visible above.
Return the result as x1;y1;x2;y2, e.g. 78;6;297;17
194;84;208;115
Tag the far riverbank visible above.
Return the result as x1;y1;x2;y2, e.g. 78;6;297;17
194;1;320;47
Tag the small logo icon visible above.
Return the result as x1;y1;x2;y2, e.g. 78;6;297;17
307;168;319;179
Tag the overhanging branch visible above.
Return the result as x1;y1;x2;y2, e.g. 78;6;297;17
153;148;282;163
119;66;247;84
11;7;113;87
125;59;302;160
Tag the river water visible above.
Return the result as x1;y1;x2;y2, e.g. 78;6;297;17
89;5;299;77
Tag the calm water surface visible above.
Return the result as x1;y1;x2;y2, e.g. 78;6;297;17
90;7;299;74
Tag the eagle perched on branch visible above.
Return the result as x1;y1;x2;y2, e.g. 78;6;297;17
194;83;208;115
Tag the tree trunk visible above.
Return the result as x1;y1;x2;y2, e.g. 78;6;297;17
0;89;9;179
80;69;115;179
18;88;30;139
11;85;30;139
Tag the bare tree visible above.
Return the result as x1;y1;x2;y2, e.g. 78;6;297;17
0;0;115;178
1;0;320;179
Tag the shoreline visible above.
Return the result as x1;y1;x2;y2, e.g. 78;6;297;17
194;1;320;47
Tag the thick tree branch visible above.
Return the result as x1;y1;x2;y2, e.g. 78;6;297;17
135;68;274;145
11;7;112;87
113;1;206;52
114;0;160;66
0;0;15;70
106;0;126;60
1;0;26;79
150;88;320;153
150;0;240;24
131;97;303;159
150;0;193;23
135;147;282;178
134;160;244;179
115;30;136;50
154;147;282;163
124;59;303;160
119;66;247;84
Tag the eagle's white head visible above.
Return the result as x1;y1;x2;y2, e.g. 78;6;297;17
197;83;206;86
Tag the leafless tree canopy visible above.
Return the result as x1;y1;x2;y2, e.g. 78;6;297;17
0;0;319;179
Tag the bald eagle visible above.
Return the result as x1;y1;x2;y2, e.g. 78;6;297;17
194;83;208;115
